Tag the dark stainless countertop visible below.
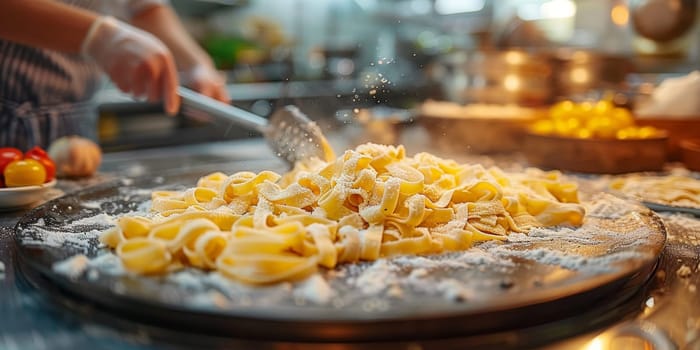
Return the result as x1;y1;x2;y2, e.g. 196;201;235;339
1;135;699;349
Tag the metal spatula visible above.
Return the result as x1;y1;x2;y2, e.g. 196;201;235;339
178;87;335;166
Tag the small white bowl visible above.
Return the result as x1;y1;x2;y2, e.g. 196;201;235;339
0;179;57;211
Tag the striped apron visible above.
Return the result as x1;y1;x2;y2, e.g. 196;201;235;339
0;0;166;151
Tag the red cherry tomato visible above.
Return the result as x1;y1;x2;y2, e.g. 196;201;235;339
0;147;23;175
25;146;56;182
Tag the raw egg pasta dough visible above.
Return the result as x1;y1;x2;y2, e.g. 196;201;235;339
101;144;585;284
611;175;700;208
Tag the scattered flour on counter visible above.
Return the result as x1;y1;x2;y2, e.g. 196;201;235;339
659;212;700;236
510;224;652;248
189;291;231;309
27;193;662;309
342;247;509;300
80;200;103;209
492;227;653;272
204;272;266;297
136;200;152;213
408;268;428;280
86;269;99;281
293;274;334;305
342;251;502;302
659;213;700;231
68;213;115;227
340;212;656;301
390;256;440;269
44;217;656;307
386;284;403;298
20;209;147;251
487;246;645;273
351;260;401;295
506;228;601;245
436;279;474;302
391;248;511;271
167;271;207;291
585;194;638;219
200;271;294;307
87;253;125;276
656;213;700;245
52;254;89;279
498;247;588;269
21;227;101;250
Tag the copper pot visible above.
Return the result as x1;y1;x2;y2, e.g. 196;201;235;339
433;49;633;105
434;50;551;106
550;50;634;98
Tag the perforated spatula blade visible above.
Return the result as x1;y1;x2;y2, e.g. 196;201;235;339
178;87;335;166
265;105;335;165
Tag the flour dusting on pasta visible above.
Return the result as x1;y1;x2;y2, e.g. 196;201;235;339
99;143;585;284
40;181;660;308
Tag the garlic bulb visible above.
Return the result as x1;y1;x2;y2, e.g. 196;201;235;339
48;136;102;177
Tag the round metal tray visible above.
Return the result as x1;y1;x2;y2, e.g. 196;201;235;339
13;166;666;342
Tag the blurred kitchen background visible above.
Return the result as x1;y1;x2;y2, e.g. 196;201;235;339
96;0;700;152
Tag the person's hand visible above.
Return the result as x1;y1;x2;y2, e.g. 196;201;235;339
81;16;179;115
48;136;102;178
181;64;230;103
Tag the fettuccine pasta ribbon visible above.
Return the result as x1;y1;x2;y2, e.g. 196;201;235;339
102;143;585;284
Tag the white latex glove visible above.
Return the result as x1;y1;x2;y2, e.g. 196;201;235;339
81;16;179;115
181;64;230;103
48;136;102;178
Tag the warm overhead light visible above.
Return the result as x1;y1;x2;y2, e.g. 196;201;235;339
541;0;576;18
435;0;485;15
518;0;576;20
503;75;522;92
584;337;604;350
504;51;526;65
570;67;590;84
611;4;629;27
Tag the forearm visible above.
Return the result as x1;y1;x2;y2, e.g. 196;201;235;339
0;0;97;53
130;5;213;70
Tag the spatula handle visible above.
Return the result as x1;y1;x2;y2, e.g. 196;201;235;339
178;87;267;132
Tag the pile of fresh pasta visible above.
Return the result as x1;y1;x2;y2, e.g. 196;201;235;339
610;175;700;208
101;144;585;284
